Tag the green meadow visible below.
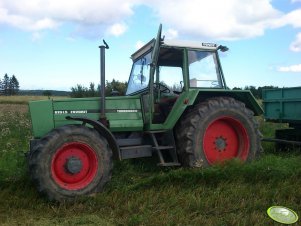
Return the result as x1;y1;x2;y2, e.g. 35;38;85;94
0;97;300;225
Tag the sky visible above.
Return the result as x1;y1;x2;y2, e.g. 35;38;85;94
0;0;301;91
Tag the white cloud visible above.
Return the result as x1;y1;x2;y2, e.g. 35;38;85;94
144;0;283;40
272;9;301;28
290;33;301;52
0;0;301;40
135;40;145;50
106;23;127;37
0;0;137;37
0;7;59;30
278;64;301;72
164;28;178;40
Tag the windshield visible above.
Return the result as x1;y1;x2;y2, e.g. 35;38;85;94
126;52;152;95
188;50;222;88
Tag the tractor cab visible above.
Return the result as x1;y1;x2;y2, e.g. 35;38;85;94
126;25;227;125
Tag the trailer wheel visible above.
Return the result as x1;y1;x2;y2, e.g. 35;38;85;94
176;97;262;167
29;125;113;201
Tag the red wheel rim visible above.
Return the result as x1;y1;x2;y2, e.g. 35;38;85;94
202;116;250;165
51;142;98;190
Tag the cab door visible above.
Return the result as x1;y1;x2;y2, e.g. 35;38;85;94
146;24;162;126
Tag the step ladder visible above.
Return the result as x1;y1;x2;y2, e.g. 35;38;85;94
147;130;181;167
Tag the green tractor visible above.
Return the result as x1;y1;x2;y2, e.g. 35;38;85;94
28;25;263;201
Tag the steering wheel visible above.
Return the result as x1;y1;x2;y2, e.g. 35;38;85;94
153;82;170;94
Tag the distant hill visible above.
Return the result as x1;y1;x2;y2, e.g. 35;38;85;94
19;90;71;96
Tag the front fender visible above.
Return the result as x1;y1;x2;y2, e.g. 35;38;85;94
66;116;121;160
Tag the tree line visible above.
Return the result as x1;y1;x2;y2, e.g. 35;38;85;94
70;79;127;98
233;85;278;99
71;80;278;99
0;74;20;95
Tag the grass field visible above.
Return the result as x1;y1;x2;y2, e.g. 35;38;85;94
0;95;67;104
0;97;300;225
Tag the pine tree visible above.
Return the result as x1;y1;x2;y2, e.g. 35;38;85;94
0;77;3;95
8;77;13;95
0;74;20;95
10;75;20;95
2;74;10;95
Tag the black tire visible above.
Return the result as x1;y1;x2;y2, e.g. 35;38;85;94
176;97;262;167
28;125;113;201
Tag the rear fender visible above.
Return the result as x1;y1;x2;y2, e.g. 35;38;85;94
192;90;263;116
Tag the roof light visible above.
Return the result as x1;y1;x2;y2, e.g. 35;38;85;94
202;43;217;48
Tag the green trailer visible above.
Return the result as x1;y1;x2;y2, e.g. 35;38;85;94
263;87;301;146
27;25;263;201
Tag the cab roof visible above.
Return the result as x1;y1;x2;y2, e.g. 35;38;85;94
131;38;222;61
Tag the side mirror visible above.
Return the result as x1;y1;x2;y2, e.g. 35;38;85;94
218;45;229;52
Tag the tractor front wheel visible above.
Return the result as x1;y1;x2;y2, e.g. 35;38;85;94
29;125;113;201
176;97;262;167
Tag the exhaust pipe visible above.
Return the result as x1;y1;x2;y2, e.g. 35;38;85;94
99;40;109;126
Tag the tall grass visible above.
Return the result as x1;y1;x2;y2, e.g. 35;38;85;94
0;100;300;225
0;104;30;182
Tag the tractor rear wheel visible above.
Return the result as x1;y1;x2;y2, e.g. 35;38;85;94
29;125;113;201
176;97;262;167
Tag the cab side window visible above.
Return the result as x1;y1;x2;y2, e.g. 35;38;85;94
188;50;222;88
